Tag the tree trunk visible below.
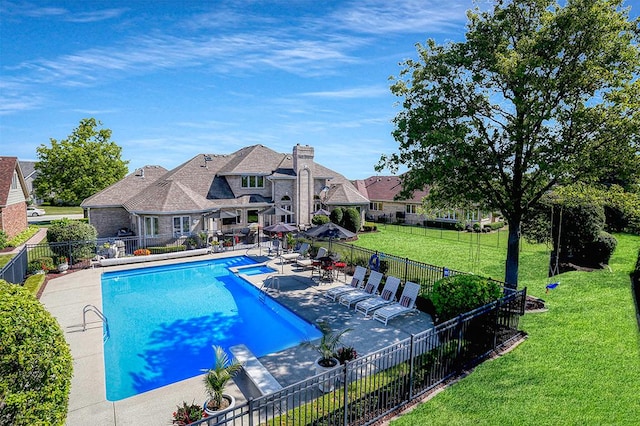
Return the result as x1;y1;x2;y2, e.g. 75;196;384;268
504;220;521;289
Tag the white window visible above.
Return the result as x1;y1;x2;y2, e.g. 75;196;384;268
280;196;293;223
144;217;159;236
406;204;418;214
241;175;264;188
173;216;191;236
370;202;382;211
11;172;18;190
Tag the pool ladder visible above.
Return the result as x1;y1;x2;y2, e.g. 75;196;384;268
83;304;110;342
259;275;280;301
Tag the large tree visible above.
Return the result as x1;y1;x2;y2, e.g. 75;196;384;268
34;118;129;205
378;0;640;288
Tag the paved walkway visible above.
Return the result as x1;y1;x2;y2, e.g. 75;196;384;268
39;249;435;425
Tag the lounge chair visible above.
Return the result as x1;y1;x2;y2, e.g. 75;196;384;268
324;265;367;301
280;242;310;262
354;276;401;316
296;246;327;270
338;271;383;308
372;281;421;325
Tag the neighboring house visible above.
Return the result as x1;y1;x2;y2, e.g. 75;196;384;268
18;160;39;204
0;157;29;238
354;175;496;227
354;176;429;225
81;144;370;240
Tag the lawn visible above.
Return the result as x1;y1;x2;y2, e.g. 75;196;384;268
354;227;640;425
37;205;83;215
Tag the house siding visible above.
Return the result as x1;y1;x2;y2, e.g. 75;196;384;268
1;202;27;239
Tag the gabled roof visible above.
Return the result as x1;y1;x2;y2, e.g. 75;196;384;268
325;182;370;206
18;161;37;179
81;165;168;208
355;175;429;203
81;144;366;214
0;156;29;206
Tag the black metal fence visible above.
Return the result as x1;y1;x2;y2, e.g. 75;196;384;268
0;247;28;284
189;287;527;426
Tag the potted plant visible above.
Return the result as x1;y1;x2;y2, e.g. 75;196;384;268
303;321;352;392
335;346;357;365
57;256;69;273
202;345;242;417
172;401;204;425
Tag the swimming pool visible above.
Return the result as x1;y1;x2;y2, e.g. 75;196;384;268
101;256;321;401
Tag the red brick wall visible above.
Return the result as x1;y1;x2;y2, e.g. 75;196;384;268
1;202;28;239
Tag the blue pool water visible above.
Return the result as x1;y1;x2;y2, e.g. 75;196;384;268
238;265;277;276
101;256;320;401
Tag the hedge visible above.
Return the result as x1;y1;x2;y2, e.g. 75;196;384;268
430;274;503;322
0;281;73;425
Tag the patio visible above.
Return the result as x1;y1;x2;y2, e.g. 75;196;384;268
39;248;435;425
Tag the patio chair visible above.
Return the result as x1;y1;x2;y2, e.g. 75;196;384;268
338;271;383;308
372;281;421;325
280;242;310;263
296;247;327;270
269;239;281;256
354;276;401;316
324;265;367;301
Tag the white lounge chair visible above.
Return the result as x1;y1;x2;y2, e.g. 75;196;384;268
372;281;421;325
338;271;383;308
296;247;327;270
354;276;401;316
280;242;310;262
324;265;367;301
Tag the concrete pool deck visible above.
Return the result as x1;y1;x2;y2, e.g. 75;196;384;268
39;249;435;425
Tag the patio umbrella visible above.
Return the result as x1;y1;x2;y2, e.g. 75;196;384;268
207;209;238;219
259;205;292;216
312;208;331;216
304;222;356;240
263;222;298;234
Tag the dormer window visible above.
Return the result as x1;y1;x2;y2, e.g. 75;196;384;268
241;175;264;188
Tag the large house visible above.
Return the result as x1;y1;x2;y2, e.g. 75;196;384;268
81;144;369;240
0;157;29;239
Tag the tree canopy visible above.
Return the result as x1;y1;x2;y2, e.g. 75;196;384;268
378;0;640;287
34;118;129;205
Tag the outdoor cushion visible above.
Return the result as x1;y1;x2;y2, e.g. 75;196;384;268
400;295;411;307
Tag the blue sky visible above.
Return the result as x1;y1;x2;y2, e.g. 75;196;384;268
2;1;638;180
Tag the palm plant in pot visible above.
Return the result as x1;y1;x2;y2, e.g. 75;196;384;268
202;345;242;416
304;321;352;391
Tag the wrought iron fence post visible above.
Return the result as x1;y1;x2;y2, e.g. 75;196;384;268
456;314;464;375
408;334;415;400
493;298;501;350
342;363;349;426
248;398;254;426
404;257;409;284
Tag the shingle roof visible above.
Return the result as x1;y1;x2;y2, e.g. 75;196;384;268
18;161;37;179
81;144;367;214
80;165;168;207
0;156;28;206
354;175;429;203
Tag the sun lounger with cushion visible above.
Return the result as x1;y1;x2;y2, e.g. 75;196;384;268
324;265;367;300
338;271;383;308
372;281;421;325
354;276;401;316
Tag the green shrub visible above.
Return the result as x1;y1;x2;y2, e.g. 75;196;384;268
330;207;344;225
431;274;503;322
342;207;361;233
0;230;7;249
46;218;97;260
312;214;330;226
489;221;505;230
580;231;618;266
0;280;73;425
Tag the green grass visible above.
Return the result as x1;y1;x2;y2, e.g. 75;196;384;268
38;205;83;215
354;227;640;425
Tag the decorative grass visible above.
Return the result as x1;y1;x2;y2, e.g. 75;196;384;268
354;227;640;425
